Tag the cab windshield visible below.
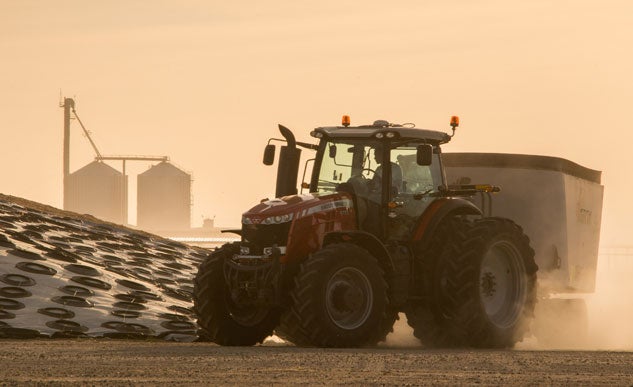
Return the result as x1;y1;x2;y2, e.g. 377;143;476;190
313;139;442;197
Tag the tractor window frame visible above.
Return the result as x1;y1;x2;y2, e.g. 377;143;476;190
310;138;380;194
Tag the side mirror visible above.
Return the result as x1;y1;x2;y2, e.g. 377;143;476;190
263;144;276;165
416;144;433;166
328;145;337;159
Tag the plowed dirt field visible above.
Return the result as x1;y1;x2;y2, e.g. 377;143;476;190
1;340;632;385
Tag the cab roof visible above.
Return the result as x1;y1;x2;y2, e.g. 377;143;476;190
311;123;451;144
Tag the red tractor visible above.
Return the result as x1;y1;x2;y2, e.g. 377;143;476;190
193;117;537;348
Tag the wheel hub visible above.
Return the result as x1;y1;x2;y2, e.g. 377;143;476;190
325;267;373;330
480;271;497;297
479;241;527;329
330;281;364;313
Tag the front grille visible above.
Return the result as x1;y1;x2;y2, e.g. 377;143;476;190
241;223;291;254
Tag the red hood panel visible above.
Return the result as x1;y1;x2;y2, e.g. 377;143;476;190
242;192;353;222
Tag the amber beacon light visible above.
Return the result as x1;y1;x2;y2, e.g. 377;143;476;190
450;116;460;128
342;115;351;127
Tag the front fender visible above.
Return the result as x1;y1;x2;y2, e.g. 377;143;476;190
323;230;394;275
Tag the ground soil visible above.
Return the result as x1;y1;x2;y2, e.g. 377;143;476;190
0;340;632;386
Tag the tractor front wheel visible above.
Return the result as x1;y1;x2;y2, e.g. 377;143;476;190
193;243;279;346
278;243;397;347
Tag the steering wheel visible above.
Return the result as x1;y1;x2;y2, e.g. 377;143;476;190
358;168;375;178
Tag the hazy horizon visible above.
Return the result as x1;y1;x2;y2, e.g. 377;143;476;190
1;1;631;246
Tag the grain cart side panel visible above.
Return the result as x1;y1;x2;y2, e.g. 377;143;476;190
563;173;603;292
443;152;603;294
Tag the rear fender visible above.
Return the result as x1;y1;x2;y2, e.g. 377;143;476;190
412;198;482;250
323;230;394;276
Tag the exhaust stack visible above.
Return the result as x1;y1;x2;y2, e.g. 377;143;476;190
275;124;301;198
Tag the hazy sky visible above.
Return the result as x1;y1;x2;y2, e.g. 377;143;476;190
1;1;631;245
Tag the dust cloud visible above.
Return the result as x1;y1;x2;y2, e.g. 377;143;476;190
520;248;633;351
383;314;419;348
585;250;633;350
516;248;633;351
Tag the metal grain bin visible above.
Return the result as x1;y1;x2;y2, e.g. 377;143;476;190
137;161;191;232
65;161;128;224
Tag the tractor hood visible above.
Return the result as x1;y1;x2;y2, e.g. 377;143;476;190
241;192;353;226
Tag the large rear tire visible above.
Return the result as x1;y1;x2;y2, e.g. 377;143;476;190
193;243;280;346
277;243;397;347
407;217;537;348
439;217;537;348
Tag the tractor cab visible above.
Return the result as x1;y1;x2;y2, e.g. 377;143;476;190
307;118;451;241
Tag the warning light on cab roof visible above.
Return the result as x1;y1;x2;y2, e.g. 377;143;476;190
450;116;460;128
342;115;351;127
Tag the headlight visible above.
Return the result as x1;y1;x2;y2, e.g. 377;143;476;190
261;213;294;224
243;213;294;225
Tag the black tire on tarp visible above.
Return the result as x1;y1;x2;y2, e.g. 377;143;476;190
277;242;397;347
193;243;279;346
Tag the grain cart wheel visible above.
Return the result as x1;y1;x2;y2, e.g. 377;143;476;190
278;243;397;347
405;216;472;348
438;217;537;348
193;243;279;346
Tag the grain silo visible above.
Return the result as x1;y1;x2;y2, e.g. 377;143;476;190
137;161;191;232
65;161;128;224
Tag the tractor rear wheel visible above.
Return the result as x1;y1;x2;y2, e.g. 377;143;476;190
277;243;397;347
438;217;537;348
193;243;279;346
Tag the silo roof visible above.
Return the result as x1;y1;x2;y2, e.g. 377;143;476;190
139;161;190;177
70;161;122;177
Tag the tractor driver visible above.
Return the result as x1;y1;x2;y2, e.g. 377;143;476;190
360;145;402;237
369;146;403;198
